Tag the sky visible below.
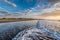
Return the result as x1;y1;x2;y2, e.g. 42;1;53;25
0;0;60;18
0;0;50;13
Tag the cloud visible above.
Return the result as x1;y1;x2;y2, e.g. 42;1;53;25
0;10;12;16
48;0;60;2
0;0;60;18
0;7;9;12
36;2;60;16
4;0;17;7
0;10;8;13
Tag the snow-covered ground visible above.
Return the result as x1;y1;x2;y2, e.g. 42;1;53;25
38;20;60;33
12;20;60;40
0;20;60;40
0;20;38;40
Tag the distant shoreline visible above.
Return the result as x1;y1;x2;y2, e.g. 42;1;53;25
0;18;37;23
0;18;60;23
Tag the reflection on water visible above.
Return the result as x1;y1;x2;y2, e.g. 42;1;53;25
0;20;60;40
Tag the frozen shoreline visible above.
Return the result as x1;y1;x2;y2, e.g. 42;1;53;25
13;20;60;40
0;20;60;40
0;20;38;40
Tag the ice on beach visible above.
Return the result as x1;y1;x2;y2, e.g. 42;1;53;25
12;20;60;40
0;20;60;40
0;20;38;40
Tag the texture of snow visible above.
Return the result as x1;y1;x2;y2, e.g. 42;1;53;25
12;20;60;40
0;20;38;40
0;20;60;40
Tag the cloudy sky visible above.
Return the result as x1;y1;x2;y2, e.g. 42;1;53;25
0;0;60;18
